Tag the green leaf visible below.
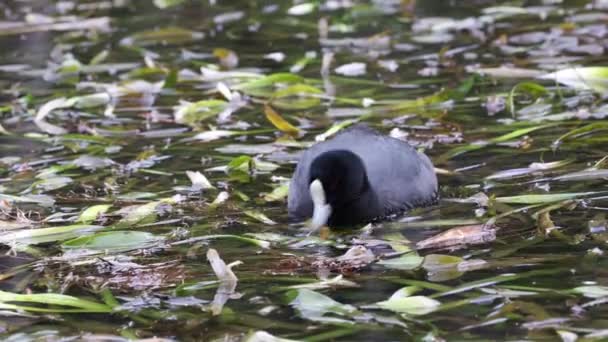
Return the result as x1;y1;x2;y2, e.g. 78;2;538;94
172;234;271;249
539;67;608;93
120;27;204;46
113;201;163;228
438;124;556;162
0;291;111;313
235;73;304;94
163;68;178;89
553;122;608;147
508;82;548;117
263;183;289;202
0;193;55;206
495;192;597;204
377;253;424;270
244;210;277;225
62;231;163;252
77;204;112;224
422;254;465;282
174;100;228;126
572;286;608;298
287;289;357;323
227;155;253;172
154;0;185;9
270;84;323;110
315;119;359;142
0;224;104;245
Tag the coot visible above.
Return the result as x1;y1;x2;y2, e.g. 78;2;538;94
288;124;438;229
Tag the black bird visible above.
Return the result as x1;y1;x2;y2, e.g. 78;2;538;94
288;124;438;229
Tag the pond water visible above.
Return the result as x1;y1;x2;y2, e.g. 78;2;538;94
1;0;608;340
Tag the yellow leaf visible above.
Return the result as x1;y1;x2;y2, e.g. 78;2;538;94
264;104;300;137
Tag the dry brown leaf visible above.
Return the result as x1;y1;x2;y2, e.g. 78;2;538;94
416;223;497;250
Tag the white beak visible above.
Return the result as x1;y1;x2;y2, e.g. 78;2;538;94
309;179;332;231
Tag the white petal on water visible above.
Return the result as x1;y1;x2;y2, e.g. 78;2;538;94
334;62;366;76
378;59;399;72
192;130;236;142
186;171;215;190
264;52;286;62
287;3;315;16
213;11;244;24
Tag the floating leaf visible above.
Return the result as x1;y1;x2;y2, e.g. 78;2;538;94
186;170;215;190
153;0;185;9
287;289;357;323
31;176;73;192
0;291;111;313
416;224;496;250
270;84;323;110
538;67;608;93
263;183;289;202
235;73;303;93
377;295;441;316
378;253;424;271
554;169;608;182
120;27;204;46
172;234;270;249
227;155;254;172
113;201;164;228
335;62;366;77
244;331;300;342
244;210;277;225
315;119;358;142
72;93;111;108
508;82;548;116
0;224;104;246
215;144;279;155
439;123;556;161
422;254;465;281
77;205;112;224
485;160;571;180
174;100;228;126
495;192;597;204
287;3;316;16
191;130;238;142
288;275;359;291
475;67;544;79
62;231;163;252
0;193;55;207
572;286;608;298
213;48;239;69
264;104;300;136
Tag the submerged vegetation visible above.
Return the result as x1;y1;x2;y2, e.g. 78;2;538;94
1;0;608;340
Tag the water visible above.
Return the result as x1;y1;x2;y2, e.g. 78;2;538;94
1;0;608;340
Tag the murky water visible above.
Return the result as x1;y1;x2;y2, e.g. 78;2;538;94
1;0;608;341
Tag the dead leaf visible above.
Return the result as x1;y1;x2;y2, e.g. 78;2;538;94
416;223;497;250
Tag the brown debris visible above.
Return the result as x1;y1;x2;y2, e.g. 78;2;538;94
416;223;497;251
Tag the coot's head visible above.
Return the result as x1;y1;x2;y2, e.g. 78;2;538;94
308;150;369;230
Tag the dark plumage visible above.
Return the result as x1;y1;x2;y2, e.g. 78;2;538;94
288;124;438;228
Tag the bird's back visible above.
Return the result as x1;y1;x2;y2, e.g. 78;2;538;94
288;124;437;221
